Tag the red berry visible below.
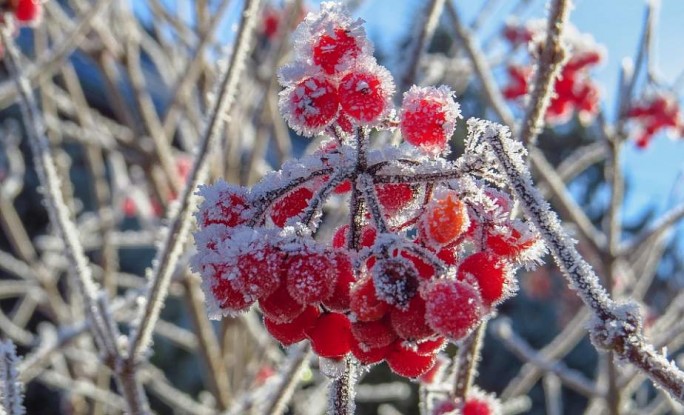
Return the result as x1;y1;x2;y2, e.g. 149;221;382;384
270;187;313;227
332;224;376;249
312;27;361;74
457;252;509;307
199;182;250;228
386;341;437;378
486;225;536;258
229;246;283;301
423;192;469;246
338;67;393;123
375;183;415;215
306;312;353;358
264;306;321;346
424;279;482;341
400;86;461;155
280;76;340;135
350;277;389;322
415;337;447;356
13;0;41;23
351;317;397;349
322;252;356;311
259;281;306;323
463;398;495;415
390;296;434;340
350;340;390;365
286;250;337;304
209;265;253;312
372;258;420;309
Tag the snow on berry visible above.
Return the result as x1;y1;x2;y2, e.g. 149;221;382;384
206;264;253;317
401;85;462;155
424;279;483;340
290;2;371;75
372;257;420;309
338;59;395;124
197;180;251;229
285;248;338;304
279;76;340;136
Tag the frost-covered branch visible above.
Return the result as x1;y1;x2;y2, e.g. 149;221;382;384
477;119;684;403
0;340;25;415
517;0;571;147
127;0;264;361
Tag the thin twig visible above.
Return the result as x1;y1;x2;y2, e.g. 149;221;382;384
127;0;264;361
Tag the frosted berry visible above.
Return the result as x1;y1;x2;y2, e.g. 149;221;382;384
415;337;447;356
313;27;361;74
229;245;284;301
322;252;355;311
285;249;337;304
264;306;321;346
280;76;340;136
306;312;353;358
350;340;390;365
351;317;397;349
209;265;253;312
425;279;482;340
338;65;393;123
375;183;415;215
198;181;250;228
390;295;434;340
486;224;537;259
400;86;461;155
332;224;376;249
350;276;389;322
259;281;306;323
270;187;313;227
457;252;509;307
386;341;437;378
372;257;420;309
423;191;469;246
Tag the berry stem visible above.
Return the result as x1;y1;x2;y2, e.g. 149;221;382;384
328;357;356;415
453;322;486;401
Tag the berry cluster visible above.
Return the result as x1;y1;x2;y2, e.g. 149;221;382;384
627;91;683;149
502;20;604;124
1;0;41;26
192;3;544;380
